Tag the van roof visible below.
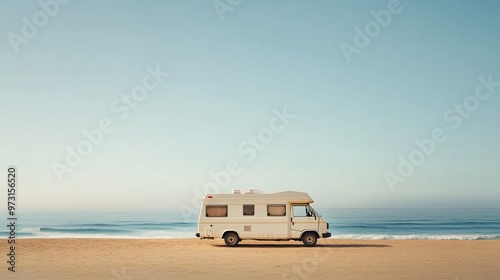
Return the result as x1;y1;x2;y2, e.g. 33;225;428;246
204;191;314;204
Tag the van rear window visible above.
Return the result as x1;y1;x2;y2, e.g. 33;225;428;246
206;205;227;217
267;204;286;216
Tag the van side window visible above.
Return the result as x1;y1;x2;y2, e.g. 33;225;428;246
267;204;286;216
292;205;313;217
206;205;227;217
243;204;254;216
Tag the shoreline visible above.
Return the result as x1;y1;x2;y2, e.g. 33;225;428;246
1;238;499;279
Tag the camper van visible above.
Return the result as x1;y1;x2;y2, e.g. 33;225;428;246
195;190;331;246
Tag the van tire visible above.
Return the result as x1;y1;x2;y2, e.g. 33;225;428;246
302;232;317;247
224;232;240;247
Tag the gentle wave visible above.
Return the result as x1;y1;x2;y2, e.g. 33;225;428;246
0;222;198;236
331;234;500;240
40;227;131;233
337;221;500;227
69;222;195;227
2;226;196;239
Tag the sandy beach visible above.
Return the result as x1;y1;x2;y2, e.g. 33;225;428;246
1;238;499;280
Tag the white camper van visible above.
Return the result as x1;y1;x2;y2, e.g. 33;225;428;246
196;190;331;246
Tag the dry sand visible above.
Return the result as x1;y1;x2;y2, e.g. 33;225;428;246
1;238;499;280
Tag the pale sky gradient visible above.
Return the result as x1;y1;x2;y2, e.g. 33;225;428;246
1;0;499;209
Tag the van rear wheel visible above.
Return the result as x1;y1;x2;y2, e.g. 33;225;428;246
302;232;317;247
224;232;240;247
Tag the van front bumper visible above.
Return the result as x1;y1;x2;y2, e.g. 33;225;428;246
322;232;331;238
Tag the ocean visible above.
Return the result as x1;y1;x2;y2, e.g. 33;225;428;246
2;208;499;240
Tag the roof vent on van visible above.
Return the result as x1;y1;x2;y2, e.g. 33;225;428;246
232;189;264;194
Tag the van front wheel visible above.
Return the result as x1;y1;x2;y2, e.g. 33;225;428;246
302;232;317;247
224;232;240;247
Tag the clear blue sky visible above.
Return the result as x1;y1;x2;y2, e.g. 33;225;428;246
1;0;499;209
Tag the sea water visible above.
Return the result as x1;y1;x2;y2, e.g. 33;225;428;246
1;208;499;240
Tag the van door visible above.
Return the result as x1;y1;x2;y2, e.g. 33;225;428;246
290;204;319;239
